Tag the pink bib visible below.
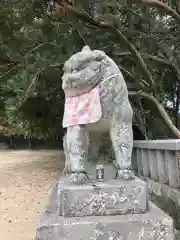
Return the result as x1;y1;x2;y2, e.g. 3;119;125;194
62;86;102;128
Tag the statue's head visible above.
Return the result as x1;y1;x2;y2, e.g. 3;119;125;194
62;46;106;94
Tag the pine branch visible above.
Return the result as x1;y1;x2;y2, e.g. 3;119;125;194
140;0;180;23
113;52;172;66
0;57;20;66
55;4;155;88
129;91;180;138
17;72;41;109
0;42;61;80
0;63;22;80
115;29;155;87
175;0;180;15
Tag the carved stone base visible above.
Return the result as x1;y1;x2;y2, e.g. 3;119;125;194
36;203;174;240
69;172;90;185
115;169;135;180
57;176;148;217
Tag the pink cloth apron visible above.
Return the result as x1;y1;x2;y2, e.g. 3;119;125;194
62;86;102;128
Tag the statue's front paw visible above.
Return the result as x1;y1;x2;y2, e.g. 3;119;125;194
115;169;135;181
63;167;70;176
69;172;89;185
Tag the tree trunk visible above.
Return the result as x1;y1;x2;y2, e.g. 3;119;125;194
175;87;180;128
9;136;14;149
28;138;35;149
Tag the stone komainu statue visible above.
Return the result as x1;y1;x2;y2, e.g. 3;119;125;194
62;46;134;184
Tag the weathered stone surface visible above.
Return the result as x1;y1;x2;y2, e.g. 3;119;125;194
46;182;59;214
134;139;180;151
57;176;148;217
140;177;180;229
36;203;174;240
133;140;180;189
62;46;134;184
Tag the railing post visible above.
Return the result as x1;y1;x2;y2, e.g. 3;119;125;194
156;150;168;184
148;150;158;181
136;148;143;175
165;150;180;188
131;148;138;173
133;140;180;189
141;149;150;177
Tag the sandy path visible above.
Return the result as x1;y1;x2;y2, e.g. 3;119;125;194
0;150;65;240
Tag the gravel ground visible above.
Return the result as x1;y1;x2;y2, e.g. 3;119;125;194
0;150;64;240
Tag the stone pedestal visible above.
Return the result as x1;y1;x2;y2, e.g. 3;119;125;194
58;177;148;217
36;175;174;239
37;203;173;240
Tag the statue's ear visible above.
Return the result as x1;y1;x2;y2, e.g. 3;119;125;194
63;61;68;72
92;50;106;61
63;62;66;72
82;45;91;52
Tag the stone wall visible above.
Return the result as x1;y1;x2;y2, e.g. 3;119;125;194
133;139;180;237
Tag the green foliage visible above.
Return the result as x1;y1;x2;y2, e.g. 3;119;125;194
0;0;80;139
0;0;180;139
